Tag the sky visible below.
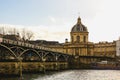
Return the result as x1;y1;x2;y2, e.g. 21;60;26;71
0;0;120;43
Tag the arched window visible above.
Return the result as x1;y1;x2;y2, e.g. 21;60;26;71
71;36;74;43
84;36;86;42
76;36;80;43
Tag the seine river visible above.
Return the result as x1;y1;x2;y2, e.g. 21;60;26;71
1;70;120;80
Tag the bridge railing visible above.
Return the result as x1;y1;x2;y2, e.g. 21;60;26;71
1;38;66;54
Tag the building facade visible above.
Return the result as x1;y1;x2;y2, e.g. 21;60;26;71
47;17;117;64
116;39;120;56
64;17;94;56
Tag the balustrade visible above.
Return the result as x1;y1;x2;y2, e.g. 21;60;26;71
1;38;68;54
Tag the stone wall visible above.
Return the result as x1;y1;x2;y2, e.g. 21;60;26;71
0;62;69;76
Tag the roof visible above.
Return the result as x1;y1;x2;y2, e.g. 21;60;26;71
71;17;88;32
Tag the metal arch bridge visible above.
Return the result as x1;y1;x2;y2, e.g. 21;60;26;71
0;38;71;62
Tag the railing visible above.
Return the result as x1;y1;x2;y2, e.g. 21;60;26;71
0;38;66;54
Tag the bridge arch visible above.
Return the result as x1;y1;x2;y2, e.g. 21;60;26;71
44;52;56;62
38;51;46;58
38;51;56;62
10;46;24;56
10;46;24;51
19;49;41;61
58;54;67;62
0;44;18;61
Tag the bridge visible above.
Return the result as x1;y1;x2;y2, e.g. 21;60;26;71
0;38;117;76
0;38;71;76
0;38;70;61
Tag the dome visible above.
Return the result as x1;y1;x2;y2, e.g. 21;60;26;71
71;17;88;32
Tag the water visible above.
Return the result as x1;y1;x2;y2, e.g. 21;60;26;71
1;70;120;80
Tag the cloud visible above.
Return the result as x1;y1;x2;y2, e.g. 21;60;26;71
48;16;56;23
1;0;120;43
0;24;70;43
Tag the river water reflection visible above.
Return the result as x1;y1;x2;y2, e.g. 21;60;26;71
1;70;120;80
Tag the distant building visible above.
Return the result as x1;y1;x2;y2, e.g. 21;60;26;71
116;39;120;56
29;40;62;46
46;17;117;64
2;34;21;41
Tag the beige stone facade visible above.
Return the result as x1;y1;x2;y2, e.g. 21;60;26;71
94;42;116;58
48;17;116;64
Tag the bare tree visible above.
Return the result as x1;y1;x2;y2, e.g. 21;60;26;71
13;28;18;35
8;27;18;35
21;28;26;41
0;27;6;35
0;26;34;41
0;27;3;34
26;30;34;40
20;28;34;41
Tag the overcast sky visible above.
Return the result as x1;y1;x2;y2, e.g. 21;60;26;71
0;0;120;43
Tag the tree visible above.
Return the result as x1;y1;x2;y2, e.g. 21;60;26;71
8;27;18;35
21;28;26;41
20;28;34;41
0;27;6;35
26;30;34;40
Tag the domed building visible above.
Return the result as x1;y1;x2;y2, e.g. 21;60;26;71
71;17;88;43
47;17;116;66
64;17;94;57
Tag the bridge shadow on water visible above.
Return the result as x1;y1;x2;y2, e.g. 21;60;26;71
1;69;120;80
0;70;66;80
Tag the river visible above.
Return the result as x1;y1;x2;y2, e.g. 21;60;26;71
1;70;120;80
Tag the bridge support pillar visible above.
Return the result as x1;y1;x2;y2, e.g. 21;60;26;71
0;62;20;76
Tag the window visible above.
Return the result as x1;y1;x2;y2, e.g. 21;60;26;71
72;36;74;43
84;36;86;42
76;36;80;43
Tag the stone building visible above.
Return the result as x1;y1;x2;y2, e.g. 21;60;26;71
63;17;94;56
47;17;117;64
116;39;120;56
94;42;116;58
0;34;21;41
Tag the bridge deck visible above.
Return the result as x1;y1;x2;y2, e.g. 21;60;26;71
0;38;69;55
